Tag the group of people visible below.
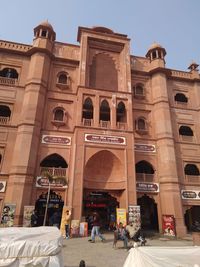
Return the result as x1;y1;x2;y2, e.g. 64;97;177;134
31;209;145;248
114;221;146;248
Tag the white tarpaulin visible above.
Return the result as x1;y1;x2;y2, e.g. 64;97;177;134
0;226;64;267
123;246;200;267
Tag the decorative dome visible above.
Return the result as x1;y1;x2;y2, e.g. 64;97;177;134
92;26;114;34
38;20;54;31
148;42;163;50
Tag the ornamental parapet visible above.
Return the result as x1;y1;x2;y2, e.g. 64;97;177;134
0;40;31;53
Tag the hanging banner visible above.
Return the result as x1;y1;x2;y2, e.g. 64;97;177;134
71;220;80;237
116;208;127;227
128;205;141;229
23;206;35;227
79;222;88;237
162;215;176;236
0;203;16;227
60;206;72;237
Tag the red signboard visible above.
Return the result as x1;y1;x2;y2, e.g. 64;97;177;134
134;143;156;152
162;215;176;236
42;135;71;145
136;182;159;193
36;176;68;189
85;134;126;145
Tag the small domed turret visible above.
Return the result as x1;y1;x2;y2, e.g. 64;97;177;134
188;61;199;71
146;42;166;62
34;20;56;41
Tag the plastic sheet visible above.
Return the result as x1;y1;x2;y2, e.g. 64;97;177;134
123;246;200;267
0;226;64;267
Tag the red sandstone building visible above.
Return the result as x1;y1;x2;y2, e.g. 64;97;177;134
0;21;200;236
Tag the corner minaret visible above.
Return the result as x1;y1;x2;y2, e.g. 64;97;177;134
146;42;166;69
33;20;56;51
6;21;55;225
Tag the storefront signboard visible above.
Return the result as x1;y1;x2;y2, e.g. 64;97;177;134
116;208;127;227
162;215;176;236
0;203;16;227
128;205;141;229
36;176;68;189
0;181;6;192
136;182;159;193
85;134;126;145
42;135;71;145
23;206;35;227
181;190;200;200
134;143;156;153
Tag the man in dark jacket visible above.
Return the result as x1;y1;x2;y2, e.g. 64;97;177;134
88;212;105;243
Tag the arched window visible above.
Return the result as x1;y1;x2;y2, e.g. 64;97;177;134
116;101;126;123
82;97;93;120
136;160;154;174
100;100;110;122
54;108;64;121
40;153;68;168
40;153;68;179
184;164;199;176
174;93;188;103
58;73;68;84
179;126;193;136
0;105;11;118
134;84;145;98
0;105;11;124
0;68;18;79
135;117;148;133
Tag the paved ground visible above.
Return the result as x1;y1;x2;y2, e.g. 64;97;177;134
62;232;193;267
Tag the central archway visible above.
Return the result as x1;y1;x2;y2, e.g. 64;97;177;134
84;150;125;189
83;150;125;230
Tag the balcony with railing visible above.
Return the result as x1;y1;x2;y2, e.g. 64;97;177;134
82;118;93;127
185;175;200;184
180;135;194;142
99;120;110;128
0;77;18;86
0;116;9;125
136;173;155;182
117;122;127;130
40;167;67;178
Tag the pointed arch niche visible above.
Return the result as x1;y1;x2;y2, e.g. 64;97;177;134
89;53;118;91
84;150;125;190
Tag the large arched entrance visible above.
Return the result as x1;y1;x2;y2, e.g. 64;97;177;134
184;206;200;231
83;150;126;230
35;153;68;226
137;195;159;231
35;190;64;226
83;191;119;230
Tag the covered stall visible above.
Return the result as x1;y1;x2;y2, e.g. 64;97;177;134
0;226;63;267
123;246;200;267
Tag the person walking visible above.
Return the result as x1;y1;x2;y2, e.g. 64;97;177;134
88;212;105;243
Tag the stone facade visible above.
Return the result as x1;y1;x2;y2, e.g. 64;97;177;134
0;22;200;237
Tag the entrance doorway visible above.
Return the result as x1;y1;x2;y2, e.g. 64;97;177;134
185;206;200;231
137;195;159;231
35;190;64;226
83;191;119;230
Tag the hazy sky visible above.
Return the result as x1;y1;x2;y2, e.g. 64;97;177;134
0;0;199;71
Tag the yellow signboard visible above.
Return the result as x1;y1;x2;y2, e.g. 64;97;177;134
116;208;127;227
